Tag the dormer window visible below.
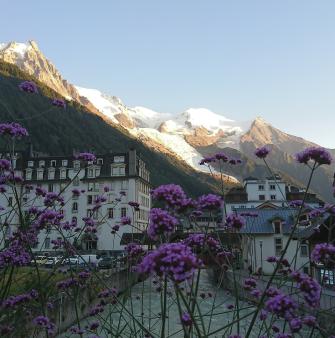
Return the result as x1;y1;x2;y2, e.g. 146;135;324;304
97;158;103;165
273;220;282;234
88;168;94;178
114;155;125;163
62;160;68;167
39;160;45;168
27;161;34;168
37;169;44;180
50;160;56;167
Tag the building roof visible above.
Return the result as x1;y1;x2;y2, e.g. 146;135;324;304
235;208;301;234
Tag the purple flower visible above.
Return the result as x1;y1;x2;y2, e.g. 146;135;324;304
76;152;96;162
32;315;55;334
311;243;335;268
266;256;278;263
52;98;66;108
255;146;271;159
291;272;320;308
183;233;221;254
289;317;302;333
0;159;11;171
0;122;28;138
243;278;257;291
120;216;132;225
128;201;140;210
265;292;297;320
151;184;194;212
295;147;332;166
302;315;317;327
197;194;222;211
199;156;216;165
225;213;246;230
137;243;202;283
215;152;228;162
126;243;144;258
147;208;178;240
259;310;267;320
19;80;38;93
181;312;192;326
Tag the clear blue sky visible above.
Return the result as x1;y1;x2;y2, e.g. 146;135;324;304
1;0;335;147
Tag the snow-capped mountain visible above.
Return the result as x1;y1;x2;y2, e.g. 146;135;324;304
75;86;249;175
0;41;99;115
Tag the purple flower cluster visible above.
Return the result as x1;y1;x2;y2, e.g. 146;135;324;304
183;233;221;254
243;277;257;291
224;213;246;230
2;289;38;308
0;122;28;138
147;208;178;240
181;312;192;326
18;80;38;93
311;242;335;268
292;272;320;308
255;146;271;159
265;292;298;320
52;98;66;108
128;201;140;210
295;147;332;166
197;194;222;211
126;242;144;258
199;152;242;166
0;159;11;171
120;216;132;225
32;315;55;334
151;184;194;212
137;243;202;283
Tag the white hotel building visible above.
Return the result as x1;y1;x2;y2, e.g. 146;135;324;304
0;149;151;253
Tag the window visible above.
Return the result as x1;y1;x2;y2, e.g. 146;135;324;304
274;221;281;234
72;202;78;213
73;161;80;171
94;183;100;192
97;158;103;165
108;208;114;219
270;184;276;190
62;159;68;167
259;195;265;201
72;216;77;225
88;168;94;178
270;195;276;200
114;155;125;163
73;177;80;186
37;169;44;180
111;165;126;176
48;169;55;180
258;185;264;191
60;169;67;179
39;160;45;167
95;168;100;177
48;184;53;192
8;197;13;207
121;180;128;190
87;195;93;205
28;160;34;167
26;169;32;180
121;207;127;217
50;160;56;167
45;238;50;249
301;244;308;257
275;238;283;256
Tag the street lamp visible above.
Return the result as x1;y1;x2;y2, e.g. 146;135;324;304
259;240;263;274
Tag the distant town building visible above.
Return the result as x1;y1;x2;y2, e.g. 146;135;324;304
225;175;323;212
0;149;151;253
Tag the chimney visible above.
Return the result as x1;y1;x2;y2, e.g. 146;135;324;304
128;148;137;176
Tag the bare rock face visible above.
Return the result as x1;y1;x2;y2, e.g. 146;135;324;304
185;127;225;147
0;41;100;115
114;113;135;129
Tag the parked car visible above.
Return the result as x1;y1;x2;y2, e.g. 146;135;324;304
78;254;101;267
98;257;115;269
32;256;48;265
45;256;63;268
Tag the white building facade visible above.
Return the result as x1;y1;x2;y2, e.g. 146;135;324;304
0;149;151;253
